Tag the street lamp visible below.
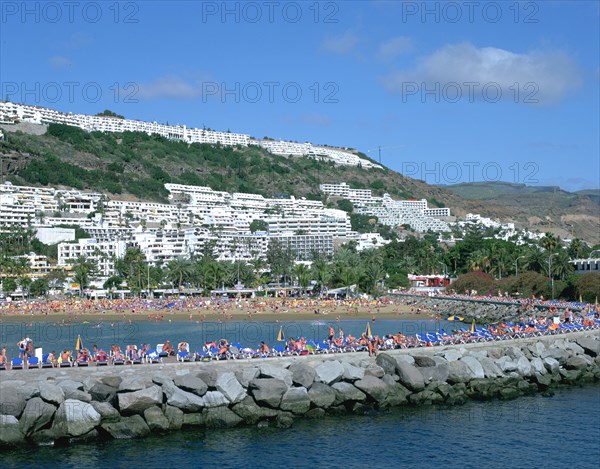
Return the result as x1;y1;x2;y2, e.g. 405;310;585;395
548;253;559;300
515;255;526;277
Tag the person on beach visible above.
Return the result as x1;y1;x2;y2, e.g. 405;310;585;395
163;340;174;355
259;341;270;354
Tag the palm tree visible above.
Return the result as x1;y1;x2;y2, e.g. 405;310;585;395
552;251;574;279
294;263;311;294
311;259;331;294
540;232;560;252
524;248;545;273
167;257;193;290
69;256;98;297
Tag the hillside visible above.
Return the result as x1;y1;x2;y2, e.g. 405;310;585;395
0;124;598;244
444;182;600;244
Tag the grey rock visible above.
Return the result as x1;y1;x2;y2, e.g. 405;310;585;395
196;369;218;388
0;387;27;418
174;375;208;397
543;356;560;373
576;337;600;357
89;401;120;423
102;414;150;439
19;397;56;436
543;348;570;364
564;342;585;355
382;383;411;407
118;385;163;415
250;378;288;408
89;383;117;403
516;356;532;377
394;354;416;365
376;353;399;374
443;349;462;362
143;406;169;432
39;383;65;406
52;399;101;437
530;357;546;375
118;376;152;392
314;360;345;385
280;387;311;414
364;364;385;378
20;384;40;400
151;373;173;386
343;362;365;381
506;347;524;360
57;379;84;394
64;389;92;403
235;367;260;388
163;382;205;412
289;363;316;388
204;406;243;428
331;382;366;405
496;356;518;373
164;405;183;430
395;361;425;391
528;342;546;357
565;356;590;370
100;376;122;389
354;375;390;402
203;391;230;408
477;357;504;378
413;356;436;367
0;415;24;446
216;373;246;404
183;412;206;427
259;363;293;387
308;382;336;408
447;360;473;383
420;362;450;383
460;356;485;379
231;396;278;424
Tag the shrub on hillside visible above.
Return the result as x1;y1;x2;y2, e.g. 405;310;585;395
449;271;495;295
576;273;600;303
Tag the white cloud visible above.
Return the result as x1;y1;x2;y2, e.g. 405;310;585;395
321;32;360;55
301;114;332;127
381;42;581;105
48;56;73;69
137;76;200;100
377;36;413;61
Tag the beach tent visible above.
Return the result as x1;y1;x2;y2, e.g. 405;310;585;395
277;326;285;342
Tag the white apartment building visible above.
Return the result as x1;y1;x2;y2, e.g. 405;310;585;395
58;239;127;277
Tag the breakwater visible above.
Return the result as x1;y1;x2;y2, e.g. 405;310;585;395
1;331;599;448
391;293;575;323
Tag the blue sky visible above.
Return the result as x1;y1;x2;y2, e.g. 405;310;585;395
1;1;598;191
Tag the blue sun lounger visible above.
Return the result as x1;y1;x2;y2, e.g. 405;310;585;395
11;357;24;370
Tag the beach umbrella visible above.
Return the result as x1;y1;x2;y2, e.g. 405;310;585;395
470;320;476;334
579;294;583;303
277;326;285;341
366;322;372;337
447;316;464;321
75;334;83;352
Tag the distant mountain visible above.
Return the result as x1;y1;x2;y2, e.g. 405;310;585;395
443;182;600;244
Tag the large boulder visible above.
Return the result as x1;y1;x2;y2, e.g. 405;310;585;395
314;360;345;385
101;376;122;389
460;357;485;380
354;375;390;402
235;367;260;388
515;357;532;377
204;406;243;428
375;353;398;374
57;380;84;394
39;383;65;406
89;401;120;423
163;382;205;412
143;406;170;432
477;357;504;378
564;342;585;356
447;360;474;384
342;362;365;381
118;385;163;415
308;382;336;408
527;342;546;358
420;362;450;383
443;349;462;362
280;387;311;414
289;363;316;388
395;361;425;391
89;383;117;403
118;375;153;392
543;357;560;373
52;399;101;437
0;386;27;418
174;375;208;397
216;373;246;404
102;414;150;439
0;415;24;446
413;356;436;367
196;369;218;388
231;396;278;424
496;356;518;373
530;357;546;375
202;391;230;408
576;338;600;357
543;348;570;365
249;378;288;408
164;405;183;430
19;397;57;436
331;382;367;405
364;364;385;378
259;364;293;387
565;356;590;370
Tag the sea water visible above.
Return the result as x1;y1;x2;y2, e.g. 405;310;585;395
2;386;599;468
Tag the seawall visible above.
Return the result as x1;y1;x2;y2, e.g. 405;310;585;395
1;331;599;447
